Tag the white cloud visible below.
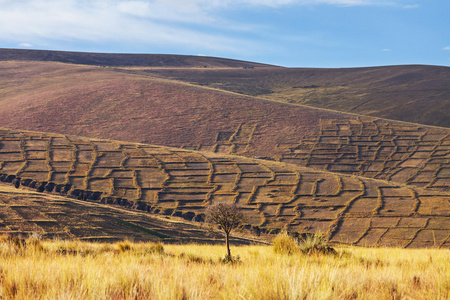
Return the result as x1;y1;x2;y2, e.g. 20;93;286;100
444;46;450;51
18;42;33;48
0;0;251;53
382;48;392;51
0;0;418;56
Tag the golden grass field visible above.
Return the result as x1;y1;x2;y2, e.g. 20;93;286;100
1;234;449;299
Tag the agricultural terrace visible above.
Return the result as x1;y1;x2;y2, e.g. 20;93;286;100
0;128;448;248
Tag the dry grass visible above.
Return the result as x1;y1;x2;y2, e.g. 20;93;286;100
145;65;450;128
0;235;449;299
1;128;449;248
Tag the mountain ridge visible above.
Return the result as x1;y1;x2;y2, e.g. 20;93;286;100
0;48;275;68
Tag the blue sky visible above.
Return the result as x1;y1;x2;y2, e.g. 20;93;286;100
0;0;449;67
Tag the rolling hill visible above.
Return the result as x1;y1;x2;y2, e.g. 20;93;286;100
0;128;448;248
2;49;449;127
143;64;450;128
0;183;261;244
0;49;449;247
0;48;272;68
0;59;448;192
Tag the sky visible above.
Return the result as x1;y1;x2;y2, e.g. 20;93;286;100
0;0;449;67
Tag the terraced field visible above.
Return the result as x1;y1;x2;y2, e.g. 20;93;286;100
0;128;448;248
165;117;449;193
277;118;450;191
0;184;260;244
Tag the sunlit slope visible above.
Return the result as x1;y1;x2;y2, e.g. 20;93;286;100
278;118;450;192
145;65;450;128
0;184;259;244
0;61;347;157
0;128;449;248
0;61;449;191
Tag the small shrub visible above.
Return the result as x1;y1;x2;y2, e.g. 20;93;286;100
0;234;27;254
148;242;164;255
26;232;44;252
273;231;298;255
298;232;336;255
116;240;132;252
221;254;241;264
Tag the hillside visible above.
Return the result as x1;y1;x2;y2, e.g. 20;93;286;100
0;48;272;68
2;49;449;128
0;183;262;244
0;60;448;192
0;60;349;158
0;49;449;247
144;65;450;128
0;128;449;248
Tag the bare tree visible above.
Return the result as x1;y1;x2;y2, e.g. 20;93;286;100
205;202;244;258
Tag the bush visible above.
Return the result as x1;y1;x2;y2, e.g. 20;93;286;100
26;232;44;252
116;240;132;252
0;233;44;255
273;231;337;256
0;234;27;252
273;231;298;255
298;232;336;255
221;254;240;264
148;242;164;255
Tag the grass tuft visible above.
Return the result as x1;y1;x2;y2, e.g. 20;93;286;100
273;231;298;255
116;240;133;252
148;242;164;255
220;254;241;264
298;232;337;255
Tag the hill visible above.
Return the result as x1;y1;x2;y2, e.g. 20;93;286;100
0;60;351;159
0;60;448;192
0;128;449;248
0;49;449;247
0;183;262;244
144;64;450;128
2;49;448;128
0;48;272;68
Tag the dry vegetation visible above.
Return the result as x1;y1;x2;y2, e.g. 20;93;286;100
145;65;450;128
0;183;262;245
0;235;449;299
0;62;448;191
0;128;448;248
0;49;449;299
